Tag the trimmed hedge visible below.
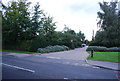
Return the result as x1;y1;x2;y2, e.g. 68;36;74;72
37;45;69;53
86;46;120;52
106;47;120;52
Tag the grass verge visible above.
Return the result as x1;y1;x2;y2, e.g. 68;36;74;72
2;50;38;54
87;51;120;63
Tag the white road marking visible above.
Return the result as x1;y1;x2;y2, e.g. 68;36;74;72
46;57;61;59
64;78;68;79
82;64;90;67
35;55;40;56
74;63;79;66
2;63;35;73
63;62;70;64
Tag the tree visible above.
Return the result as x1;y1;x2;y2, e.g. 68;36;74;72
57;26;85;49
63;25;76;35
97;1;118;30
84;39;90;45
2;0;31;49
35;14;57;46
2;0;86;51
77;31;85;42
42;16;56;35
31;2;43;37
94;0;119;47
95;30;109;46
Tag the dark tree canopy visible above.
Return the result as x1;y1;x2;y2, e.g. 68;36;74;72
2;0;86;51
92;0;120;47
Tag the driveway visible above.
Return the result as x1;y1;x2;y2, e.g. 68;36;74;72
40;47;89;61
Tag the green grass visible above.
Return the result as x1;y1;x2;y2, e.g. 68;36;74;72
87;51;120;63
2;50;38;54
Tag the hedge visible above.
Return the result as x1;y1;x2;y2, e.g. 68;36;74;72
86;46;120;52
37;45;69;53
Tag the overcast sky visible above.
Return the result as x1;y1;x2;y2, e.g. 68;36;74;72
2;0;113;41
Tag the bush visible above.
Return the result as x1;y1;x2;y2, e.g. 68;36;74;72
106;47;120;52
86;46;120;52
19;40;33;51
86;46;107;51
37;48;49;53
37;45;69;53
74;42;82;48
62;45;69;50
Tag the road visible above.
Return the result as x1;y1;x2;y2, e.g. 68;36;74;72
2;54;119;80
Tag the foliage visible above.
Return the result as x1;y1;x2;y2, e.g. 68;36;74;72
86;46;120;52
37;45;69;53
91;1;120;47
55;31;83;49
86;46;107;51
77;31;85;42
2;0;86;52
19;40;33;51
106;47;120;52
84;40;90;45
31;2;43;37
2;0;32;49
57;26;85;49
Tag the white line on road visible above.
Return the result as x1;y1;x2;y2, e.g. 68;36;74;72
2;63;35;73
82;64;90;67
64;78;68;79
46;56;61;59
63;62;70;64
73;63;79;66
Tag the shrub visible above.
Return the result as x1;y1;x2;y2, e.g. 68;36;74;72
62;45;69;50
73;42;82;48
19;40;33;51
86;46;107;51
86;46;120;52
37;45;69;53
106;47;120;52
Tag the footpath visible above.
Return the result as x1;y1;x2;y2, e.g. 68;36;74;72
86;60;120;71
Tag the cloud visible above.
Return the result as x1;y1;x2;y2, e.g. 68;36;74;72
32;0;101;40
64;1;100;15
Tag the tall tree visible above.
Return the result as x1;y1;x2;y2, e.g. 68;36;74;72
2;0;31;48
31;2;43;37
42;16;56;35
95;0;119;47
41;15;56;45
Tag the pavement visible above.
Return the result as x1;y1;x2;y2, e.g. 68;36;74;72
86;60;120;71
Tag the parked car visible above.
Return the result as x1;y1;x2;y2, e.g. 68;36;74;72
81;44;86;47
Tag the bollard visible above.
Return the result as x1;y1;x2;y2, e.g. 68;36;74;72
91;50;94;58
